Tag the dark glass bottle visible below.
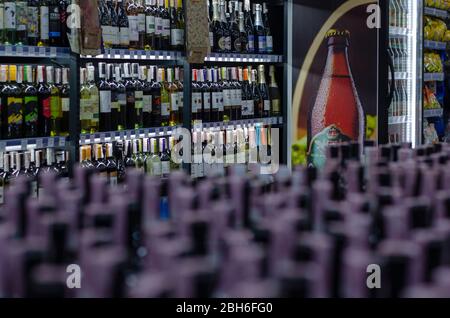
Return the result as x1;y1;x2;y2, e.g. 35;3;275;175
117;0;130;49
123;63;135;130
262;2;273;54
144;0;156;50
115;65;127;131
0;65;9;138
251;69;262;118
191;69;201;122
142;65;153;128
219;0;231;52
109;64;119;131
229;2;240;53
39;0;50;46
27;0;40;46
59;0;69;47
268;65;280;116
258;65;270;118
211;0;225;53
4;1;16;45
201;68;211;123
127;0;139;49
160;0;170;50
16;1;28;45
7;65;24;138
37;65;51;137
99;62;112;132
60;67;70;136
151;67;162;126
254;4;265;54
23;65;39;138
132;63;144;129
49;0;61;46
243;0;254;53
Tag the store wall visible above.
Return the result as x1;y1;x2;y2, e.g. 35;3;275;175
291;0;380;166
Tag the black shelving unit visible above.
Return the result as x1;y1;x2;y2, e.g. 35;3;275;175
1;0;290;176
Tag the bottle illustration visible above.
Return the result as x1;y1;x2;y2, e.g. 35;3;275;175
308;29;365;168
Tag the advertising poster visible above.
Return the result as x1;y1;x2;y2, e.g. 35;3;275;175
291;0;381;167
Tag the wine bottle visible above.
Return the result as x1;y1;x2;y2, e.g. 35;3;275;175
100;0;113;48
159;137;170;177
147;137;161;176
60;67;70;135
127;0;140;49
238;11;248;53
170;0;184;51
7;65;23;138
105;142;118;186
251;68;262;118
86;65;100;133
46;66;61;136
151;67;162;127
262;2;272;54
4;1;16;45
219;0;231;52
0;65;8;138
48;0;61;46
243;0;254;53
160;68;170;126
23;65;38;138
59;0;69;47
201;68;211;123
27;0;40;46
222;67;232;122
0;1;5;44
229;1;240;53
99;62;112;132
174;67;183;124
16;1;28;45
241;66;253;119
232;67;242;120
154;0;163;50
117;0;130;49
123;63;135;129
136;0;146;49
254;4;265;54
167;68;178;126
268;65;280;117
144;0;156;50
115;65;127;131
133;63;144;129
211;0;224;53
37;65;50;136
161;0;170;50
142;66;153;128
191;69;201;122
39;0;50;46
258;65;270;118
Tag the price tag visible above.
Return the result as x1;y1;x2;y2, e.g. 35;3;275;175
119;131;125;140
16;46;23;56
80;135;86;145
120;50;125;59
130;50;135;60
0;141;6;152
100;133;106;142
59;138;66;147
50;47;57;57
155;127;161;135
36;138;44;149
21;139;28;150
126;130;132;140
145;51;151;59
39;47;46;57
47;138;55;148
163;127;168;135
5;46;12;56
90;134;95;144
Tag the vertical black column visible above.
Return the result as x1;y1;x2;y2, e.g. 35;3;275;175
68;52;80;177
182;58;192;174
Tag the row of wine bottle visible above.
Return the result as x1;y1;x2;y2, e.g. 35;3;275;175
0;0;70;47
3;142;450;297
191;64;280;122
208;0;273;54
0;148;68;203
0;64;70;139
99;0;185;51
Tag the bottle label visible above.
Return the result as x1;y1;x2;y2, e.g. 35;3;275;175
264;99;270;111
236;90;242;106
266;36;273;53
309;125;352;169
0;186;4;204
90;95;99;122
162;18;170;37
24;96;38;124
138;13;146;32
155;17;162;35
111;26;120;45
49;5;61;38
271;99;280;113
218;37;227;50
111;100;120;110
151;161;161;176
244;100;254;116
42;97;51;119
102;26;113;46
5;2;16;29
40;6;49;40
27;7;39;38
126;91;135;105
212;92;223;111
247;34;255;51
171;93;179;111
100;91;112;113
225;36;232;51
119;27;130;46
50;96;62;118
258;36;266;53
31;181;38;198
118;93;126;106
80;99;92;120
217;92;224;111
192;92;202;112
152;95;161;116
171;29;184;46
60;97;69;112
8;97;23;124
161;161;170;175
0;5;4;32
143;95;152;112
203;92;211;109
146;15;155;34
161;102;170;116
223;89;231;107
109;171;118;186
16;1;27;31
129;16;139;41
209;31;214;48
135;91;143;109
178;92;184;108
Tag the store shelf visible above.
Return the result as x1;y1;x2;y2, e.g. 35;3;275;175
424;40;447;50
424;72;445;82
80;126;180;145
424;7;448;19
389;27;412;37
388;115;411;125
80;49;184;61
204;53;283;63
194;117;283;129
0;136;67;152
0;45;71;59
424;108;444;118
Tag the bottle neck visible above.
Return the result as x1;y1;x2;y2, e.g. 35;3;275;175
254;8;263;27
212;2;220;22
326;43;351;77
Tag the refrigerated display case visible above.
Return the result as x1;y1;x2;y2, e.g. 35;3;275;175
387;0;423;147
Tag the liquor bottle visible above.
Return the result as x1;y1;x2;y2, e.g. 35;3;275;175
117;0;130;49
133;63;144;129
191;69;201;122
262;2;272;54
39;0;49;46
142;65;153;128
99;62;112;132
4;1;16;45
159;137;170;176
154;0;162;50
0;65;8;138
241;66;252;119
151;67;162;126
144;0;156;50
7;65;23;138
59;0;69;47
258;65;270;118
268;65;280;117
145;137;160;176
122;63;134;129
167;68;178;126
174;67;183;124
16;1;28;45
229;1;240;52
308;30;365;169
160;68;170;126
23;65;39;138
161;0;170;50
100;0;113;48
211;0;224;53
201;68;211;123
27;0;40;46
37;65;50;136
170;0;184;50
243;0;254;53
49;0;61;46
136;0;146;49
47;66;62;136
60;67;70;135
219;0;231;52
127;0;140;49
254;4;265;54
114;65;127;130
